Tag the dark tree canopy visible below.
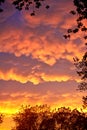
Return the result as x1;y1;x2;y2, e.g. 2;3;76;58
0;0;49;15
12;105;87;130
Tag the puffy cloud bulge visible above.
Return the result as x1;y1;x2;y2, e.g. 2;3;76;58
0;68;73;84
0;53;79;84
0;0;85;84
0;0;84;65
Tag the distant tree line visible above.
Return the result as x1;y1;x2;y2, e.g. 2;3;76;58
12;105;87;130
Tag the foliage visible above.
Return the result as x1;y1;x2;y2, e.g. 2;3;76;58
0;0;4;12
82;96;87;109
64;0;87;41
73;46;87;108
73;52;87;87
64;0;87;108
0;0;49;15
12;105;51;130
12;105;87;130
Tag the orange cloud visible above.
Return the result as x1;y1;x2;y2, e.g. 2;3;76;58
0;67;80;84
22;0;74;27
0;0;84;66
41;73;71;82
0;30;84;66
0;68;41;84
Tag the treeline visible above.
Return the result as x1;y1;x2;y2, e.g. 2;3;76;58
11;105;87;130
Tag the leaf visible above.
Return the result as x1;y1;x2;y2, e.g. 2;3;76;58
30;12;35;16
25;6;29;10
73;28;79;33
45;5;50;9
77;16;83;22
81;26;87;31
70;10;76;15
0;0;5;3
63;35;70;39
0;8;3;12
36;2;41;8
20;2;24;7
85;43;87;46
63;35;68;39
67;29;72;33
13;0;19;5
84;36;87;39
77;22;83;28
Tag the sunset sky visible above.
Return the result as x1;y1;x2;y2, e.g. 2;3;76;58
0;0;87;129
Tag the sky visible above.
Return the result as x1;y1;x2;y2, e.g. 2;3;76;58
0;0;87;129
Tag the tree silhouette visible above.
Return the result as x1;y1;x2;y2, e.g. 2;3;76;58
64;0;87;108
12;105;87;130
12;105;51;130
0;0;49;15
53;107;71;129
73;52;87;91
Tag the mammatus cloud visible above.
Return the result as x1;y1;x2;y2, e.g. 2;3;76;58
0;68;41;84
0;0;85;66
0;51;80;84
0;65;80;84
0;28;84;66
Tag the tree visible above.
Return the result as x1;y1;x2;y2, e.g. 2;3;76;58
73;52;87;92
12;105;52;130
64;0;87;108
0;0;49;15
12;105;87;130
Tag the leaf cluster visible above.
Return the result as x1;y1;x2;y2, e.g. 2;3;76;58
74;52;87;80
64;0;87;41
64;0;87;109
12;0;49;16
74;52;87;108
0;0;5;12
0;0;50;15
73;52;87;90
